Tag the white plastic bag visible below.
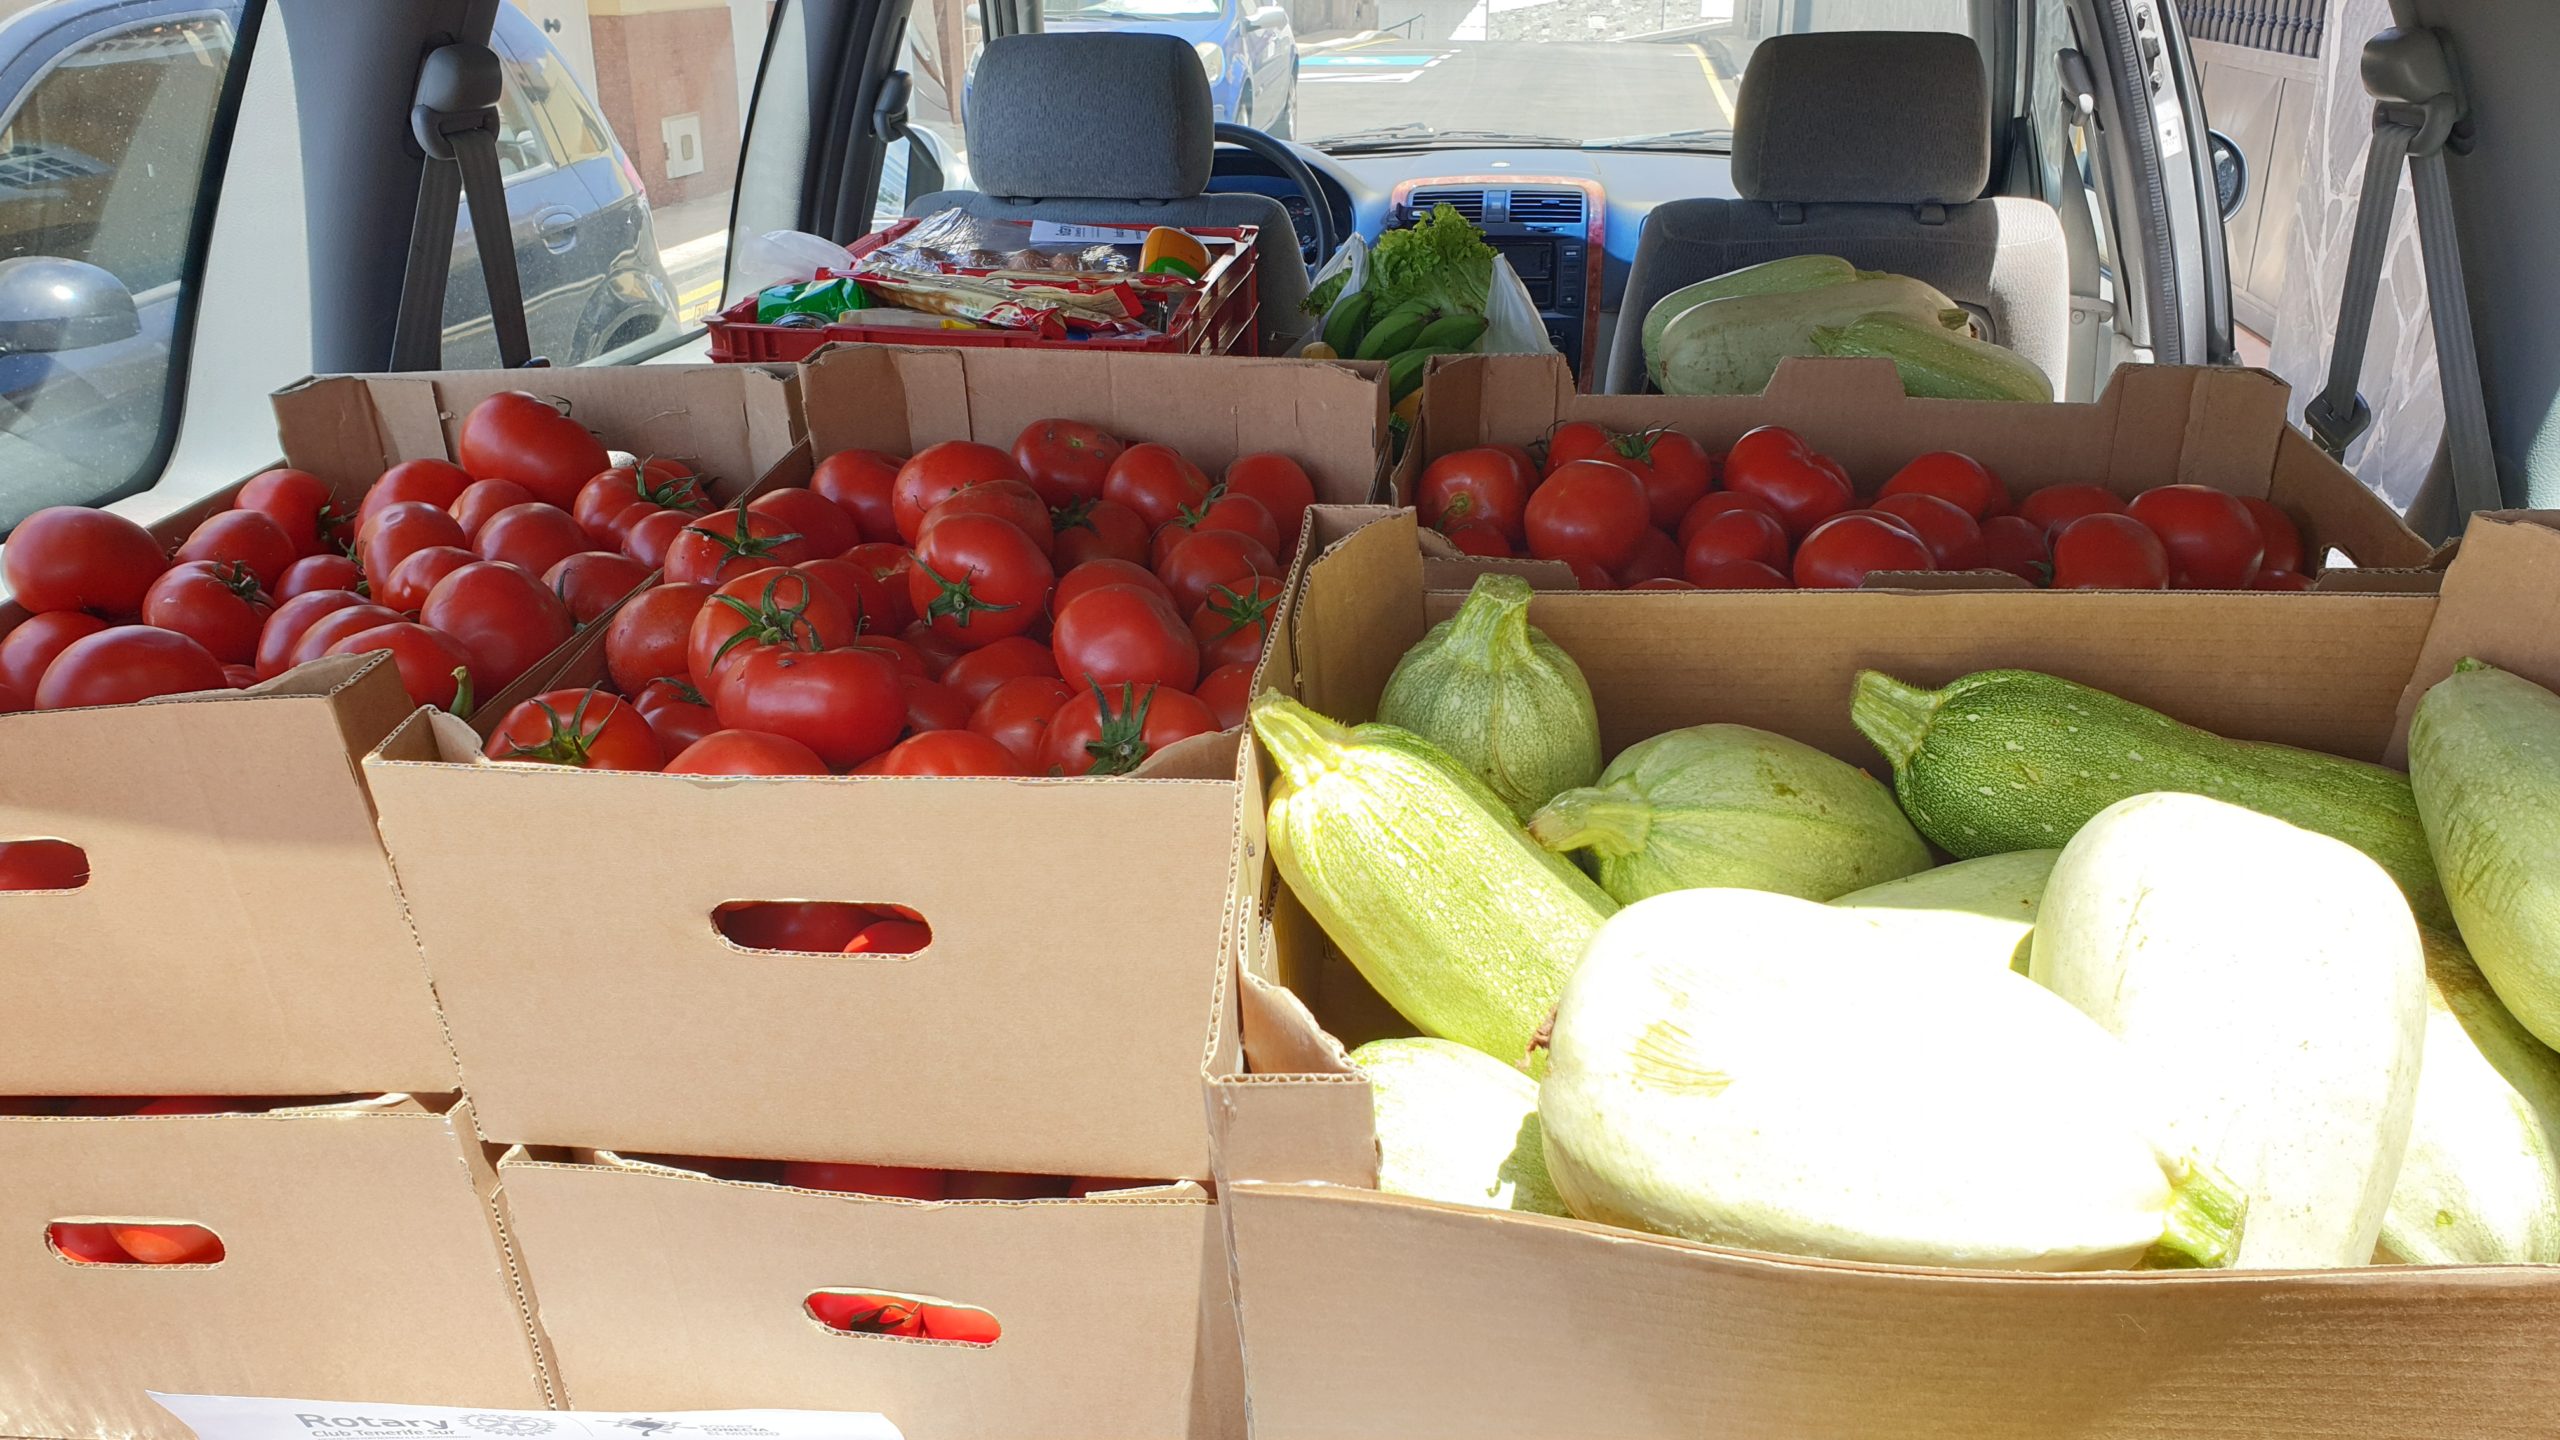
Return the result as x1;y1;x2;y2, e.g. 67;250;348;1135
1304;233;1369;356
730;229;858;296
1300;234;1557;357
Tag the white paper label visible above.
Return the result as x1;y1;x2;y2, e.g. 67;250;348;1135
1026;221;1141;245
149;1395;901;1440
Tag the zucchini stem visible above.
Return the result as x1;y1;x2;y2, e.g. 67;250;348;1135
1441;574;1541;669
1249;692;1352;787
2143;1159;2248;1269
1526;787;1655;860
1850;670;1943;770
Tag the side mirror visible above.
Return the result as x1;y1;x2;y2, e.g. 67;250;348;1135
1249;5;1290;29
0;256;139;356
2208;129;2248;221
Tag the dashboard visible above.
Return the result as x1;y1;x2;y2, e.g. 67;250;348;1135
1206;144;1739;383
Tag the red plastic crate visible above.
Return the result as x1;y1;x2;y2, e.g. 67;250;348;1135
708;220;1262;363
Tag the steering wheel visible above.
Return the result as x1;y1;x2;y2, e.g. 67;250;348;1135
1214;121;1337;271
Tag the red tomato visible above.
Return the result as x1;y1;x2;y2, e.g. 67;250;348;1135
484;688;662;770
1722;427;1851;539
750;486;862;560
1689;560;1791;589
1054;558;1173;615
0;838;89;891
841;543;919;631
0;676;24;711
877;728;1023;776
1564;558;1616;590
419;562;574;689
254;591;365;679
1013;419;1126;507
276;553;363;600
234;468;340;556
719;903;877;952
2017;483;2125;537
3;507;167;618
1610;527;1684;587
924;478;1055;558
2051;513;2171;589
971;674;1076;768
1054;584;1200;691
1151;492;1279;568
1223;453;1317;551
141;561;270;665
545;551;652;623
1872;492;1988;570
1880;452;2009;520
287;603;407;671
0;612;106;695
574;459;708;536
789;557;893;636
665;729;831;776
1542;420;1615;473
846;918;934;954
909;512;1054;649
1190;575;1284;672
713;645;906;767
605;583;709;693
357;502;470;588
1101;444;1213;530
688;567;860;695
381;545;480;614
1157;529;1279;616
359;458;475;529
2254;568;2311;591
1793;513;1935;589
620;508;694;568
810;449;905;543
48;1223;130;1265
451;478;539;540
2127;485;2263;589
1627;577;1698;590
1193;661;1255;730
940;635;1057;705
34;626;225;708
326;622;475;711
1980;515;2053;586
664;507;822;587
1625;429;1714;528
1420;447;1533;540
1044;682;1220;776
1051;497;1151;569
1524;460;1650;568
892;441;1024;543
221;664;257;689
783;1163;947;1199
901;675;974;733
899;620;965;676
631;677;718;754
111;1224;222;1266
2240;497;2305;575
853;634;931;680
456;392;610;508
473;503;594;578
1682;509;1789;579
1677;489;1780;545
1442;521;1513;557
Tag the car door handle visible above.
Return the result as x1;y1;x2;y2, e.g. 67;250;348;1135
535;208;579;253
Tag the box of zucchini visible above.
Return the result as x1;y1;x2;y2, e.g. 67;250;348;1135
1209;506;2560;1439
1405;352;2437;591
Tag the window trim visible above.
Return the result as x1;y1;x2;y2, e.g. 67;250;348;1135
0;0;270;532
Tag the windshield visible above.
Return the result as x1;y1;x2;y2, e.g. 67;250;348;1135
1044;0;1223;18
1299;0;1976;152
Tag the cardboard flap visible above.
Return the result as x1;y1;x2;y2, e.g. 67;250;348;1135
2388;511;2560;761
1288;508;1427;723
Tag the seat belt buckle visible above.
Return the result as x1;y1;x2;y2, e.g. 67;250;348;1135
2302;390;2374;460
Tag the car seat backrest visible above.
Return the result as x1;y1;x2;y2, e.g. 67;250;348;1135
1731;30;1990;215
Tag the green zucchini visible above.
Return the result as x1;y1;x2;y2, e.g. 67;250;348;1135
2410;659;2560;1049
1639;254;1866;388
1377;574;1602;822
1253;692;1616;1070
1810;311;2055;402
1850;668;2449;928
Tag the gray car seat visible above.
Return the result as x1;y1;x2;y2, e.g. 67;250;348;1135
907;32;1310;356
1603;31;2069;395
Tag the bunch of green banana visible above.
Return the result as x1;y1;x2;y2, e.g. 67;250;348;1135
1320;293;1489;404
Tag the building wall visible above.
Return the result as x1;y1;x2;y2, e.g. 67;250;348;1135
586;0;745;208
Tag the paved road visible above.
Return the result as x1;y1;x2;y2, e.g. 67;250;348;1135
1294;37;1736;144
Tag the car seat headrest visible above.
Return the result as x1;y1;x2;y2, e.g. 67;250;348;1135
1730;31;1991;208
966;32;1216;201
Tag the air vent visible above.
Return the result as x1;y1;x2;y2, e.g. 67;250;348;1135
1507;189;1587;227
1408;188;1487;222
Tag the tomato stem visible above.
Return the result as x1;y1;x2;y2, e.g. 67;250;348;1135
912;555;1018;631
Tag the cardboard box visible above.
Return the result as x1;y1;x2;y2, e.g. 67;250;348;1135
1209;506;2560;1438
499;1150;1239;1440
0;1095;552;1440
1414;355;2437;581
357;349;1392;1178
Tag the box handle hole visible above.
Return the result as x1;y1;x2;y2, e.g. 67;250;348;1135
48;1221;224;1266
0;840;88;892
805;1288;1000;1346
713;902;930;954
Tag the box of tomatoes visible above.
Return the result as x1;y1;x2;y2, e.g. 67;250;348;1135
1408;353;2436;591
357;344;1392;1180
0;365;801;1099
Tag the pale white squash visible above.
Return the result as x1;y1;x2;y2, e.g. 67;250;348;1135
2031;792;2425;1268
1353;1037;1566;1217
1538;888;2243;1271
1833;848;2060;972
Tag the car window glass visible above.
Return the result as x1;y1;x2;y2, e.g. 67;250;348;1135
494;64;551;177
527;47;609;167
0;1;247;531
879;0;982;230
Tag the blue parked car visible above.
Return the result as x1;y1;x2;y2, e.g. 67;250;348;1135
1039;0;1299;137
0;0;674;530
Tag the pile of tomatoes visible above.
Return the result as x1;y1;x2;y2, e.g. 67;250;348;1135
1420;422;2311;592
0;391;696;714
488;419;1318;779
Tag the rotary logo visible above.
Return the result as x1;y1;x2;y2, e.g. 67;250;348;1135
459;1417;556;1436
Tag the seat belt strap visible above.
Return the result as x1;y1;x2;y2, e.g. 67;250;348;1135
2303;27;2494;516
389;2;539;371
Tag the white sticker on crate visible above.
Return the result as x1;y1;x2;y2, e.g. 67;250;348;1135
1025;221;1146;244
149;1395;901;1440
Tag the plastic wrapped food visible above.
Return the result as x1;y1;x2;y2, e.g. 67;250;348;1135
874;208;1134;274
